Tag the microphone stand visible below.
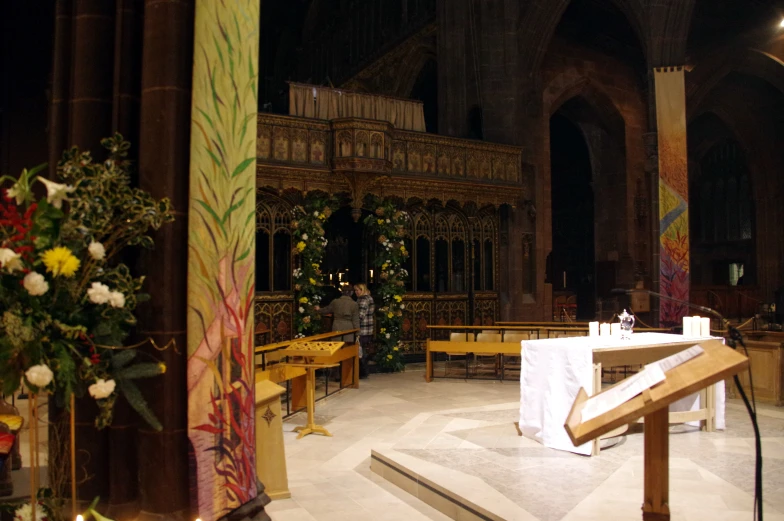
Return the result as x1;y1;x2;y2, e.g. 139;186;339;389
616;288;763;520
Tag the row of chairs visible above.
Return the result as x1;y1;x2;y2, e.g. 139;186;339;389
443;329;589;379
445;331;529;378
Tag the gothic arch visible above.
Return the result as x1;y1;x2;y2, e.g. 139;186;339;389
518;0;647;73
687;48;784;118
544;76;626;141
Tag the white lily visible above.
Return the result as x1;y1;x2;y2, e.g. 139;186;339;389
0;248;22;272
37;177;75;209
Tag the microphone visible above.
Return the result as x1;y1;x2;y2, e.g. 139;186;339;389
609;288;723;324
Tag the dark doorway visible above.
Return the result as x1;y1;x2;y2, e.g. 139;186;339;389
550;113;596;319
323;206;368;292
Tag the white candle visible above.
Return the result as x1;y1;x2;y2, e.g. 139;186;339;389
610;323;621;336
589;321;600;337
700;317;711;337
600;323;611;336
691;316;702;337
683;316;693;338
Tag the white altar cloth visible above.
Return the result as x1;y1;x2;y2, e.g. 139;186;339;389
518;333;726;455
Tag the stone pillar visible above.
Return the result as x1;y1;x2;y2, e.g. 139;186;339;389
111;0;143;148
68;0;115;152
48;0;72;179
136;0;194;518
186;1;269;520
652;66;689;325
436;0;470;137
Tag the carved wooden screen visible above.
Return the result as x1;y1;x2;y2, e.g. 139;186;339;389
254;193;295;342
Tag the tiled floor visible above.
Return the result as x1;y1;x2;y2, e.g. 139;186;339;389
269;365;782;520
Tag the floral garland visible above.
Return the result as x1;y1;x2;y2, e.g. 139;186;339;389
364;198;409;372
291;193;338;337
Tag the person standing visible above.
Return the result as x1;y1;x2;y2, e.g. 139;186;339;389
316;286;359;343
354;283;375;379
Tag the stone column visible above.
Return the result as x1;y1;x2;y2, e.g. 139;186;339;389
68;0;115;152
652;66;689;326
48;0;72;179
135;0;194;518
436;0;469;137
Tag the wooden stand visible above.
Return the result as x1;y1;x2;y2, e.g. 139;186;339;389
255;380;290;500
280;341;345;439
565;340;749;521
287;363;338;439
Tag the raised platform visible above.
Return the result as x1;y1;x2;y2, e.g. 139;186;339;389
370;401;784;521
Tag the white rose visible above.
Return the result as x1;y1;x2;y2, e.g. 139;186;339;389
23;272;49;296
87;282;111;304
88;241;106;260
400;304;405;309
25;364;54;388
108;291;126;308
313;211;319;217
299;306;305;313
0;248;22;272
385;333;391;339
301;233;308;241
88;378;116;400
37;177;75;209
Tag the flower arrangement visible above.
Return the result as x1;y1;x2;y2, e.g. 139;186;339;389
0;134;174;431
364;198;409;372
291;192;338;337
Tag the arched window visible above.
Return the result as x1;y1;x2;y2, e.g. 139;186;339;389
691;140;755;286
256;196;293;293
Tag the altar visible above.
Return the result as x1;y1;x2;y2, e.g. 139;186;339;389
519;333;726;456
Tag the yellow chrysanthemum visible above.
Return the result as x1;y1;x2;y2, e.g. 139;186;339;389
296;241;306;252
309;278;316;285
380;328;386;333
312;263;319;269
377;219;384;225
387;354;393;360
158;363;167;374
41;246;80;277
299;297;309;303
394;295;402;302
381;263;388;270
393;347;399;351
387;312;394;318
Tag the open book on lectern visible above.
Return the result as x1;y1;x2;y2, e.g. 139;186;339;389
564;339;749;447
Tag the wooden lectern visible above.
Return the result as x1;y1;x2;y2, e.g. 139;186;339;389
565;339;749;520
281;341;345;439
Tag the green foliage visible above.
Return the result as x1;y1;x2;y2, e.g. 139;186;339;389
363;197;410;372
0;134;174;431
291;192;339;337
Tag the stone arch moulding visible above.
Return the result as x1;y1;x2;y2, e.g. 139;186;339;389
687;48;784;119
518;0;648;74
544;75;626;141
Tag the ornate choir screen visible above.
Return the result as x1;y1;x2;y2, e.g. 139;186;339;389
253;191;500;353
253;111;527;353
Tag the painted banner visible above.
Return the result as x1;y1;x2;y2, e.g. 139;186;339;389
186;1;260;519
654;67;689;326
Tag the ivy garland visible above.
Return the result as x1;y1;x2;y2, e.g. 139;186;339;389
291;192;338;337
364;197;410;372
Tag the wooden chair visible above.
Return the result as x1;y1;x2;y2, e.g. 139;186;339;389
445;333;473;376
501;333;528;377
474;333;501;376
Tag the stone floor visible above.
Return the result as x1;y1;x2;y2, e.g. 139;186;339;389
268;364;784;521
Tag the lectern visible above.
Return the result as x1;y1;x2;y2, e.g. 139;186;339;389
281;341;345;439
565;339;748;520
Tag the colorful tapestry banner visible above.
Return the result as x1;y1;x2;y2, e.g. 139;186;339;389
187;1;260;519
654;67;689;325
